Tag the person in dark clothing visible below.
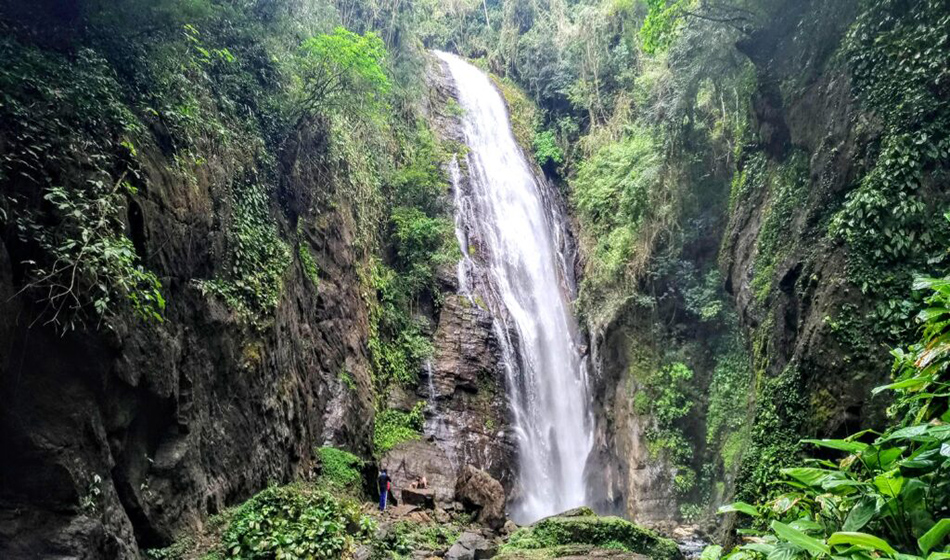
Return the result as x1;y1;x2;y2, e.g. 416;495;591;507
377;469;392;511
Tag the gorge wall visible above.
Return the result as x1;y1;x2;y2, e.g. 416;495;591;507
575;0;950;531
0;55;377;560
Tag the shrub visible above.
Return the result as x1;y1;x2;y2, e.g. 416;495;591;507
533;129;564;168
296;27;390;123
316;447;363;493
373;402;425;457
222;484;369;560
0;38;165;330
503;514;682;560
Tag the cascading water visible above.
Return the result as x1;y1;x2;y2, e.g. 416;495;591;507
435;51;594;524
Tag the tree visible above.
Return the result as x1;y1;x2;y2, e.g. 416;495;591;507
296;27;390;122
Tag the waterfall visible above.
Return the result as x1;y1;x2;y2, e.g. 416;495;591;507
435;51;594;524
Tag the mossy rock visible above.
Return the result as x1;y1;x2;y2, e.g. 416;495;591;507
501;514;682;560
496;544;649;559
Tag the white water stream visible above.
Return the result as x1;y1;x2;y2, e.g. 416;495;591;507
435;51;593;524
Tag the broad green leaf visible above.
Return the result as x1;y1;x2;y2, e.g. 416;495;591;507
791;520;825;532
901;447;941;469
843;499;877;532
918;308;950;322
718;502;761;517
874;471;904;498
772;494;803;514
919;519;950;555
769;542;803;560
803;439;869;454
828;532;897;555
743;543;777;555
822;479;866;492
782;467;844;488
702;545;724;560
882;425;929;441
862;447;905;470
771;521;831;556
873;377;933;395
726;549;761;560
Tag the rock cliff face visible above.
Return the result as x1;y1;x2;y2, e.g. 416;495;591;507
0;121;376;557
584;0;924;530
380;60;515;505
723;0;881;434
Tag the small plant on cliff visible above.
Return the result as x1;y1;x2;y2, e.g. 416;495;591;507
373;402;425;457
79;473;103;514
17;181;166;328
316;446;363;494
533;129;564;169
297;241;320;289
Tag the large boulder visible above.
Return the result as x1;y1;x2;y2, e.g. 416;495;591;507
401;487;436;509
499;510;683;560
445;531;498;560
455;465;506;530
381;439;457;505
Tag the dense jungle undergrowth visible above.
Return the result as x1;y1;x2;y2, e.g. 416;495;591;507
1;0;949;558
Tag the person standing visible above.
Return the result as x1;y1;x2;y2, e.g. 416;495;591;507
377;469;392;512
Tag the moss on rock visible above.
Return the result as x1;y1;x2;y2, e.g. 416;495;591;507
501;514;682;560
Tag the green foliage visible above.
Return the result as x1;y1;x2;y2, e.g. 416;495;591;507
713;268;950;559
297;27;391;122
298;241;320;289
372;402;425;457
640;362;694;427
750;152;809;303
706;334;753;447
316;447;363;493
490;73;537;155
222;484;371;560
390;206;456;293
884;273;950;423
572;128;663;308
197;180;291;327
684;270;726;322
734;365;808;504
0;37;164;330
640;0;690;54
21;183;166;327
144;536;195;560
533;129;564;168
365;259;434;389
830;0;950;339
373;520;460;557
363;121;455;397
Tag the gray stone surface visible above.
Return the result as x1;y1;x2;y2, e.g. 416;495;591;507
455;466;506;530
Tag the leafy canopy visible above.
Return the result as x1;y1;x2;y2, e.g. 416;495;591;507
297;27;390;121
